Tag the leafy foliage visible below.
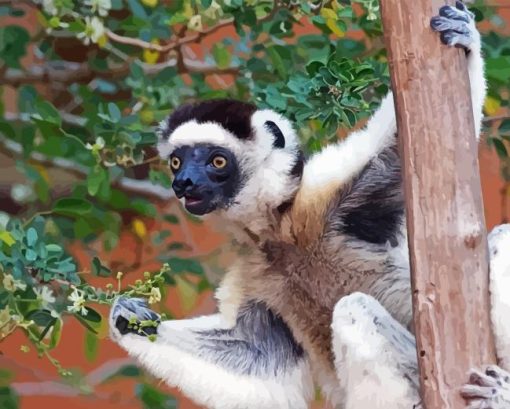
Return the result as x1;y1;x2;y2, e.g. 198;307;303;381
0;0;509;406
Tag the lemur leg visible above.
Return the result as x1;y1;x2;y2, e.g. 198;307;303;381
331;293;422;409
461;225;510;409
109;297;313;409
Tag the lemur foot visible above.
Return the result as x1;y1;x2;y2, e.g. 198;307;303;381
430;1;479;52
109;297;160;340
461;366;510;409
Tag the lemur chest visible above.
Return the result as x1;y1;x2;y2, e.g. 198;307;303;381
246;238;391;370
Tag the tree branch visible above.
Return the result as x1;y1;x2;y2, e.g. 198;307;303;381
0;131;173;201
1;57;238;86
105;18;234;53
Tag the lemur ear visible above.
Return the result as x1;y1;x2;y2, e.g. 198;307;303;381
264;121;285;149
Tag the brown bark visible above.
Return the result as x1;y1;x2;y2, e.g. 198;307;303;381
379;1;496;408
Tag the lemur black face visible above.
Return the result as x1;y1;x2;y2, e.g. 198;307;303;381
170;145;241;215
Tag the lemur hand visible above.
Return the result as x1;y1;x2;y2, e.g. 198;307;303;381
461;366;510;409
430;1;480;53
109;297;161;340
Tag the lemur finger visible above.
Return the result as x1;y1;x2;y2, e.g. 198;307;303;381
466;400;492;409
439;30;473;50
439;4;471;23
430;16;470;35
461;384;496;400
469;369;500;387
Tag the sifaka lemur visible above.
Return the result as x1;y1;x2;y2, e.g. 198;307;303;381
109;2;510;408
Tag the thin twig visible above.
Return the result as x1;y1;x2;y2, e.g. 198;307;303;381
105;18;234;53
484;114;510;124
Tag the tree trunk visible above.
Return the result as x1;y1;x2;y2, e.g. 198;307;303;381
379;1;496;408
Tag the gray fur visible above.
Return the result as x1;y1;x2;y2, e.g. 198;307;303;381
195;301;305;376
111;297;305;378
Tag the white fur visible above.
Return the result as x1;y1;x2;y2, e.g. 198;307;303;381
489;224;510;371
466;15;486;138
332;293;420;409
219;110;302;233
300;93;396;202
117;335;313;409
158;120;247;159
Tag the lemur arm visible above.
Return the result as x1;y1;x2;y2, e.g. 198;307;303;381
331;292;422;409
461;224;510;409
299;1;485;206
109;298;312;409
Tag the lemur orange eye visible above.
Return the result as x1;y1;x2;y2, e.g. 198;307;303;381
212;156;227;169
170;156;181;171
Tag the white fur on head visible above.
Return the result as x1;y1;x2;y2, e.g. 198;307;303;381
158;108;303;233
220;109;302;231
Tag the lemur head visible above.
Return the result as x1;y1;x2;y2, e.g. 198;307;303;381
157;99;304;226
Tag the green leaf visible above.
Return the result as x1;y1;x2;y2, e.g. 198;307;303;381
0;386;18;409
166;257;204;275
87;166;107;196
25;248;37;261
499;119;510;134
489;137;508;159
27;310;54;327
163;214;179;224
0;231;15;247
136;383;177;409
26;227;38;247
45;244;63;255
91;256;112;277
85;329;98;362
38;317;57;342
83;307;102;323
486;57;510;83
212;44;231;69
201;0;212;7
108;103;122;123
267;45;290;79
32;100;61;126
0;25;29;69
49;318;62;350
53;198;93;216
75;314;98;334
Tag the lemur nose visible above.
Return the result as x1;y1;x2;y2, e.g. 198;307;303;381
172;177;194;197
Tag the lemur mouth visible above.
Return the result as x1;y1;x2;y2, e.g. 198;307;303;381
183;194;209;215
184;195;203;206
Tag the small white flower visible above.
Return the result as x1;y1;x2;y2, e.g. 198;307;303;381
34;286;56;309
148;287;161;304
77;16;105;46
85;0;112;17
3;274;27;292
86;136;105;150
67;288;88;316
